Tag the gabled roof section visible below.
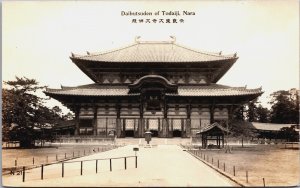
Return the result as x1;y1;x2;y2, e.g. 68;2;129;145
197;122;230;134
129;75;178;93
70;40;238;63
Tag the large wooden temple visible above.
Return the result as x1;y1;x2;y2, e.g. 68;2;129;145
44;37;263;138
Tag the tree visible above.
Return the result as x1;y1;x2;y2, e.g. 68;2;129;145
269;89;299;124
233;105;245;121
2;77;57;147
230;120;258;147
246;100;258;122
256;104;270;123
278;125;299;142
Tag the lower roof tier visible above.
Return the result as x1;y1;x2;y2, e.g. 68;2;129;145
44;83;263;97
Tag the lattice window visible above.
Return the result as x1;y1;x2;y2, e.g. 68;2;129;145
149;119;158;129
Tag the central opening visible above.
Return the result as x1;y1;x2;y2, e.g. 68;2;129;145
148;119;159;137
173;130;181;137
125;130;134;137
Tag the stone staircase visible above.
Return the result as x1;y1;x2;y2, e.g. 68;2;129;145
116;138;192;146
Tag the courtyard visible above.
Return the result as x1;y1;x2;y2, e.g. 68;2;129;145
3;143;235;187
2;139;299;187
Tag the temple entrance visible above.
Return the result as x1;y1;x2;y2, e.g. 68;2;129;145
123;119;136;137
146;118;159;137
172;119;183;137
173;130;181;137
125;130;134;137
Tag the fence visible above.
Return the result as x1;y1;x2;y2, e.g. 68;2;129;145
181;144;267;187
3;145;119;175
15;155;137;182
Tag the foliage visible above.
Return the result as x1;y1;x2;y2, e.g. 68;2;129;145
229;120;258;138
269;89;299;124
233;105;245;121
255;104;270;123
278;125;299;142
2;77;62;147
246;100;258;122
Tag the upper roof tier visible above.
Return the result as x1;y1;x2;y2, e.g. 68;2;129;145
71;40;238;63
70;38;238;84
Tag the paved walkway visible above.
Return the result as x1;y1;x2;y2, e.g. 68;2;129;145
3;145;236;187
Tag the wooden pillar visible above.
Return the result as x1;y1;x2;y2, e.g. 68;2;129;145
134;119;137;138
181;119;184;138
146;118;149;131
123;118;126;137
138;102;144;138
105;117;108;137
162;102;168;138
116;104;121;138
210;105;215;124
158;118;161;137
74;106;80;135
93;106;98;136
222;135;224;148
186;104;191;137
162;118;168;138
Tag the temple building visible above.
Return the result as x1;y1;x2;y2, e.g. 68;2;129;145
44;37;263;138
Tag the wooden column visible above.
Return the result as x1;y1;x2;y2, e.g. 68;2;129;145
162;102;168;138
186;104;191;137
210;105;215;124
105;117;108;137
138;102;144;138
116;104;121;138
134;119;137;138
222;135;224;148
93;106;98;136
158;118;161;137
122;118;126;137
74;106;80;135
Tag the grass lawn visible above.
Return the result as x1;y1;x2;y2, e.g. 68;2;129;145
190;144;299;186
2;143;116;169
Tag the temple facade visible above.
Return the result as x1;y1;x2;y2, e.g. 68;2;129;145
44;37;263;138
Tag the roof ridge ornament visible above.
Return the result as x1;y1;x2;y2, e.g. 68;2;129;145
233;52;237;57
170;36;176;43
135;36;141;43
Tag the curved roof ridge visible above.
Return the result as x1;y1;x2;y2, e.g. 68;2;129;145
131;74;176;86
73;43;138;58
174;43;237;59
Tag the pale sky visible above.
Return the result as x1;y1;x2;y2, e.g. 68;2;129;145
3;0;299;114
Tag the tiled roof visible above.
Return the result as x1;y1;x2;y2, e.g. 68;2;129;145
44;83;262;97
170;84;263;96
197;122;230;134
251;122;294;131
71;41;237;63
45;85;134;96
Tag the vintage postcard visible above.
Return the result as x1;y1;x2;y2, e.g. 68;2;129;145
2;0;299;187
